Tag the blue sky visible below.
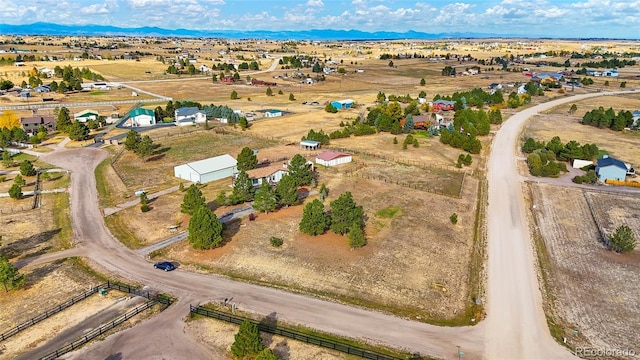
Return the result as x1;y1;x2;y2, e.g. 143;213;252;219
1;0;640;38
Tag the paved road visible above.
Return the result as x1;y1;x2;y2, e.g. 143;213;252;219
483;91;633;359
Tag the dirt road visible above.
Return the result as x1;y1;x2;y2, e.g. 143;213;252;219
41;148;483;359
484;91;631;359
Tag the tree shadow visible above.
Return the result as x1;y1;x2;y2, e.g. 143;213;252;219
23;261;63;290
273;339;291;360
259;312;278;347
146;153;166;162
153;146;171;155
220;218;241;247
104;353;123;360
3;228;61;259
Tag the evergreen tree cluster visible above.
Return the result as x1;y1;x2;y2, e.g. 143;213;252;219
123;130;155;160
299;192;366;248
301;129;330;145
526;150;567;177
581;107;634;131
522;136;600;161
433;87;504;110
0;126;28;147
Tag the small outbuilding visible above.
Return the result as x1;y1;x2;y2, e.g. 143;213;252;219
174;154;238;184
264;109;282;118
315;151;352;167
74;109;100;122
300;140;320;150
330;99;354;110
596;155;627;182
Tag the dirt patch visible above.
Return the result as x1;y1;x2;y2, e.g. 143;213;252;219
164;171;478;323
1;193;71;260
185;316;352;360
528;183;640;355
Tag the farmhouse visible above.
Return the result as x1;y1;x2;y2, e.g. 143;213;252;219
264;109;282;118
316;151;352;167
330;99;354;110
128;108;156;127
431;99;456;111
174;154;238;184
74;109;99;122
245;164;289;186
38;67;55;78
175;107;207;126
596;155;627;182
20;115;57;134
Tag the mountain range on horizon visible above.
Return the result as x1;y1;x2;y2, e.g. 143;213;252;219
1;22;528;41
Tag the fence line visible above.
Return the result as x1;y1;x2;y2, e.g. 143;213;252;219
0;281;172;343
0;205;33;214
190;305;400;360
39;300;157;360
583;191;610;248
327;146;464;173
0;284;105;342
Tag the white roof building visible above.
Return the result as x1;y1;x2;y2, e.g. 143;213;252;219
173;154;237;184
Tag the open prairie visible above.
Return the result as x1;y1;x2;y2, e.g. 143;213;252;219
527;183;640;355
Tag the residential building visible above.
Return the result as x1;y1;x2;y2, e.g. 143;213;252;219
245;164;289;186
74;109;100;122
175;107;207;126
596;155;627;182
431;99;456;111
20;115;57;134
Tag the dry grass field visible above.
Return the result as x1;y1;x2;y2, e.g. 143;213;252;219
185;317;354;360
527;183;640;356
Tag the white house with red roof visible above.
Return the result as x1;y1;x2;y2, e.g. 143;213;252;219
315;151;352;167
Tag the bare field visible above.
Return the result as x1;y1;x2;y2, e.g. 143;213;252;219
161;172;479;324
528;183;640;355
111;129;278;191
522;111;640;163
185;317;353;360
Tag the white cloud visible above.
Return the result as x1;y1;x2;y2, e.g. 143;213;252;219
307;0;324;7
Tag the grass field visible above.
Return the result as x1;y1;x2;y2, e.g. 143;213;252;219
528;183;640;353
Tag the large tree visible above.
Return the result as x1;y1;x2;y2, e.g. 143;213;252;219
0;255;25;292
232;171;255;203
231;319;264;359
330;192;364;235
56;107;72;132
136;135;154;160
67;121;90;141
124;130;141;151
19;160;36;176
299;199;329;236
288;154;312;186
253;181;277;213
609;225;636;253
348;222;366;248
188;206;223;249
181;184;206;215
237;147;258;172
276;174;298;206
13;174;25;186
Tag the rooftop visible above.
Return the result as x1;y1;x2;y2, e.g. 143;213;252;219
317;151;350;161
175;107;203;117
245;164;287;179
597;155;627;170
184;154;237;175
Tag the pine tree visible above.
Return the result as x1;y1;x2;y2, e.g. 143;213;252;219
67;121;90;141
609;225;636;253
8;183;22;199
19;160;36;176
237;147;258;171
188;206;223;249
124;130;141;151
289;93;295;101
0;255;25;292
318;183;328;202
266;87;273;96
239;117;249;130
13;174;25;186
348;223;366;248
255;348;279;360
403;114;414;133
136;135;154;160
276;174;298;206
231;319;264;359
299;199;329;236
288;154;312;186
140;192;150;212
232;171;255;203
56;107;72;132
181;184;206;215
253;181;277;213
330;192;364;235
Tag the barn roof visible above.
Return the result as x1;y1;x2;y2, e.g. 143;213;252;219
185;154;237;175
597;156;626;170
316;151;350;161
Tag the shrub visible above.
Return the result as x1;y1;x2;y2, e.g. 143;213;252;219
450;213;458;224
270;237;283;247
608;225;636;253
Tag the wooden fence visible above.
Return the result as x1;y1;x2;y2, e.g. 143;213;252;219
583;191;610;248
190;305;404;360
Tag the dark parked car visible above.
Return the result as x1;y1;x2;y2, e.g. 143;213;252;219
154;261;176;271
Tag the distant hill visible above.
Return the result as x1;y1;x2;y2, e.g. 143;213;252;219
0;22;497;40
